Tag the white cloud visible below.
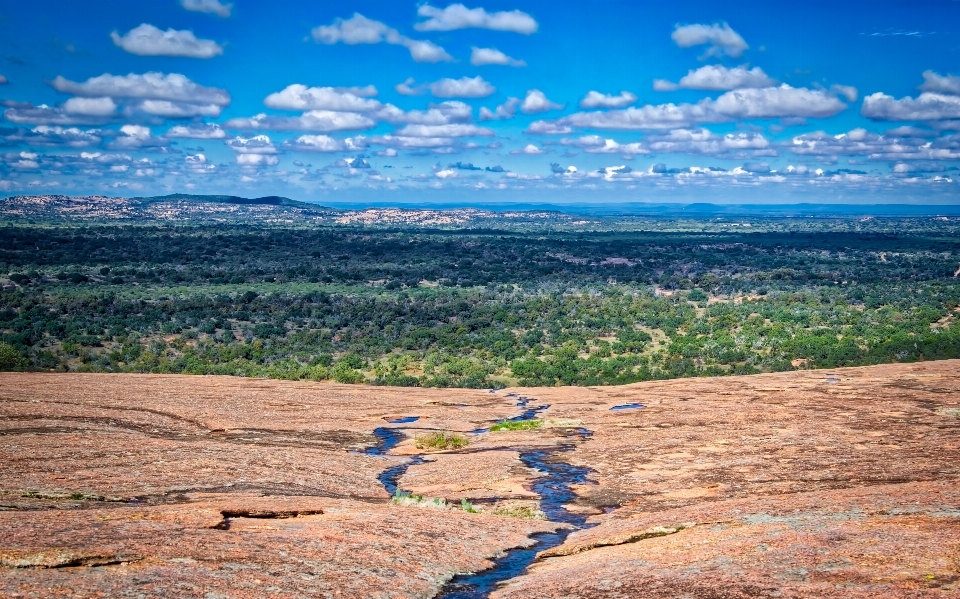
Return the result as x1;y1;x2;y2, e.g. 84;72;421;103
538;85;846;131
415;4;538;34
106;124;170;150
50;72;230;106
0;75;8;84
181;0;232;17
435;168;458;178
226;134;278;155
579;91;637;109
63;96;117;116
164;123;226;139
521;89;563;114
184;153;217;174
110;24;223;58
789;127;960;161
311;13;453;63
480;97;519;120
2;126;103;148
711;85;847;119
236;153;279;166
525;120;573;134
429;76;496;98
223;110;376;132
394;77;422;96
510;143;547;155
264;84;382;111
646;128;769;155
655;65;776;91
371;135;458;150
830;84;858;102
134;100;223;117
376;148;398;157
560;135;648;155
395;124;494;137
2;102;110;126
918;70;960;95
671;23;748;58
470;47;526;67
284;135;349;152
376;101;473;125
862;92;960;121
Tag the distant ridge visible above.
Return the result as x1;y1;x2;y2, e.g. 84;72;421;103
132;193;319;209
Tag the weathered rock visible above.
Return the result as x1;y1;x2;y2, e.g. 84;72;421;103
1;361;959;597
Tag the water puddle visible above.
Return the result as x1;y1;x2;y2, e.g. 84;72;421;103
387;416;420;424
610;403;645;411
825;376;840;383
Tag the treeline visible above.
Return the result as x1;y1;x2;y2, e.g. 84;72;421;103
1;220;959;387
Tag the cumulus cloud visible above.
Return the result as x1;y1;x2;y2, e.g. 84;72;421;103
711;85;847;119
110;24;223;58
106;124;170;150
236;153;279;166
510;143;547;155
394;124;493;137
226;134;278;157
164;123;226;139
789;127;960;161
1;126;103;148
645;128;769;155
918;70;960;95
480;97;519;120
560;135;647;156
428;76;496;98
544;85;846;131
2;102;111;126
371;135;459;151
654;65;776;91
414;4;538;34
470;47;526;67
579;91;637;109
521;89;563;114
376;101;473;125
525;120;573;134
50;72;230;106
63;97;117;116
184;153;217;174
830;84;858;102
181;0;232;17
671;22;748;58
283;134;368;152
311;13;453;63
862;91;960;121
223;111;376;132
264;84;382;111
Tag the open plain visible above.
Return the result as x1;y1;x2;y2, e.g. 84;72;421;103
2;360;960;598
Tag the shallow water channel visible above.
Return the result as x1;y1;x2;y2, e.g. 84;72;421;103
366;394;596;598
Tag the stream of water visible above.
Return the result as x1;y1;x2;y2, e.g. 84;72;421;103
365;393;595;598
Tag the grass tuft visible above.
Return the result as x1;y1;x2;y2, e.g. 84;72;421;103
414;431;469;450
490;419;542;432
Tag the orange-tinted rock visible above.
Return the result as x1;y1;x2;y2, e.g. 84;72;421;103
2;361;959;597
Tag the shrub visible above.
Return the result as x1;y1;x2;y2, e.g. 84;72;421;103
332;361;364;384
414;431;469;450
0;343;28;371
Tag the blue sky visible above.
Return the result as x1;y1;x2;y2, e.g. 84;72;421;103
1;0;960;204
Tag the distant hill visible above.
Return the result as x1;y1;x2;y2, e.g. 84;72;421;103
132;194;320;210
